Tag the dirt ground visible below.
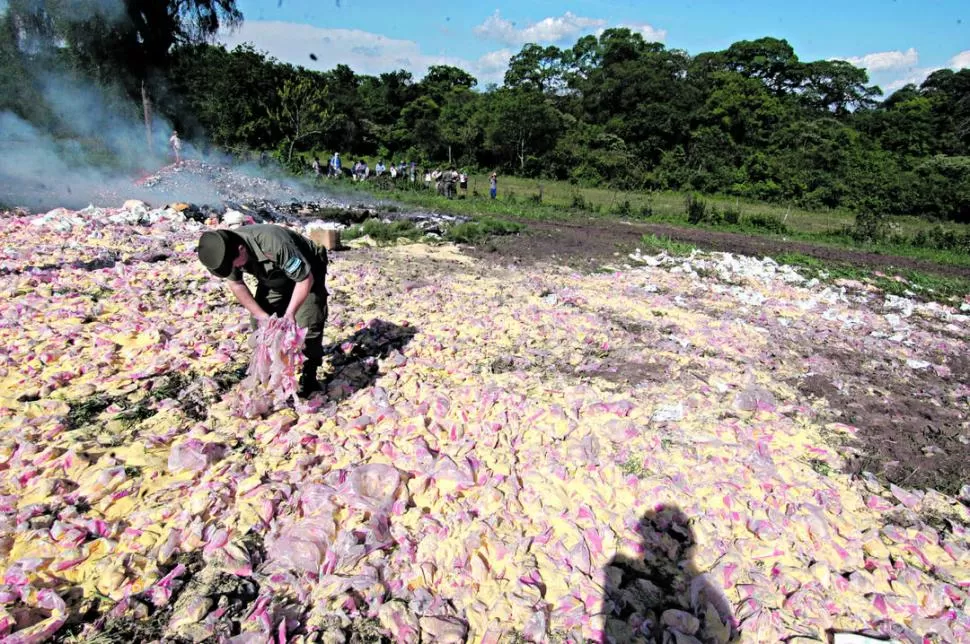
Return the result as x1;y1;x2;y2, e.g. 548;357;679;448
465;218;970;497
465;217;970;279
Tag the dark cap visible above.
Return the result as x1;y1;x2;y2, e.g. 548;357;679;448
197;230;241;278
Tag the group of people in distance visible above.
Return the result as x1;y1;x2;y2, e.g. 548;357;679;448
309;152;498;199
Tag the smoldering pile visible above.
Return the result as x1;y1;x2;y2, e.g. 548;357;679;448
136;161;467;232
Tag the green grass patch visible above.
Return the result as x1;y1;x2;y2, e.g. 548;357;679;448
341;218;425;244
808;459;832;477
444;217;523;244
620;456;649;479
774;252;970;304
65;395;115;429
640;234;696;256
342;215;523;246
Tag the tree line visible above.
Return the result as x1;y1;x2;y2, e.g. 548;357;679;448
2;1;968;222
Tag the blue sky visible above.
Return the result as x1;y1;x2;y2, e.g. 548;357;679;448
222;0;969;93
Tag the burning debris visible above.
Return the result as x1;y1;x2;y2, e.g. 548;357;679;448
135;160;467;232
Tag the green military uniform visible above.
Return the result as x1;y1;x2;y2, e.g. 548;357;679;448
200;224;328;391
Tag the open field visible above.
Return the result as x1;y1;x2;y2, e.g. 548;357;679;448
317;172;970;272
0;181;968;641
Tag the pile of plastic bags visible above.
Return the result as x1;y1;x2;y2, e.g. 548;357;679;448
0;205;967;642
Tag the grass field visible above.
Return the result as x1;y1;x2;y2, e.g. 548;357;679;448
314;171;970;270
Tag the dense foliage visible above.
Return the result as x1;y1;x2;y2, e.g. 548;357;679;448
2;5;969;222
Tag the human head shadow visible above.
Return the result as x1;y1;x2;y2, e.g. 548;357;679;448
602;504;738;643
320;319;416;402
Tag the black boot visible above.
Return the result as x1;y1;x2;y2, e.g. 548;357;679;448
298;361;322;398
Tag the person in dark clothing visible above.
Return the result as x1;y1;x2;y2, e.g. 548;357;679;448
197;224;329;396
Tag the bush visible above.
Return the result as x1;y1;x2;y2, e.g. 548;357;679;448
685;193;707;225
723;207;742;225
613;199;633;217
570;193;588;210
342;218;424;244
908;225;970;252
911;229;929;248
744;214;789;234
638;203;654;218
445;217;523;244
528;193;542;205
850;210;887;243
706;204;723;225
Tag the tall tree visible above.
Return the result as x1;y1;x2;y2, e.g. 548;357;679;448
419;65;477;105
719;37;802;95
800;60;881;116
275;74;331;165
504;44;566;94
481;88;562;172
5;0;242;148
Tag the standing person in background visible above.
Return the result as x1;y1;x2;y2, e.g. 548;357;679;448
409;161;417;183
311;157;321;178
169;130;183;166
375;160;386;177
330;152;341;178
459;170;468;197
489;172;498;199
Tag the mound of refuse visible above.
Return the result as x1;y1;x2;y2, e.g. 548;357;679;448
0;203;968;643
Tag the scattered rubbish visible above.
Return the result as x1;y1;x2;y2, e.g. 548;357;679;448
0;193;967;642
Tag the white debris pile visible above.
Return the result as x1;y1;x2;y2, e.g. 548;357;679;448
629;248;811;286
28;202;200;232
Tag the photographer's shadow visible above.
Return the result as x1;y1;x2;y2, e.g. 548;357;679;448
321;319;416;402
603;505;737;643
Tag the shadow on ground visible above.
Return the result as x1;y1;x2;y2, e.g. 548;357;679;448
603;505;738;643
321;319;416;402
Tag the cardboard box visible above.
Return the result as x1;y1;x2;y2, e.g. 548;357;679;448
309;229;341;251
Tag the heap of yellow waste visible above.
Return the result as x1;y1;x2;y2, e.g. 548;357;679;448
0;206;967;643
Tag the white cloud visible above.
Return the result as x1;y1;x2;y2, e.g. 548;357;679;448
613;22;667;43
949;50;970;69
883;68;935;92
218;21;511;84
880;49;970;94
473;10;606;46
840;47;918;72
476;48;514;74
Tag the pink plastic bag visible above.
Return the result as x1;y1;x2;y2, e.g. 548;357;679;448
232;317;306;418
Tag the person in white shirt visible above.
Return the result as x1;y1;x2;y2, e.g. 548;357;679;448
169;130;182;165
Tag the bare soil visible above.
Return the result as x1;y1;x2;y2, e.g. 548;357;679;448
465;217;970;279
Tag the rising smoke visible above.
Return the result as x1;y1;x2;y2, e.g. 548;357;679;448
0;72;188;211
0;0;226;211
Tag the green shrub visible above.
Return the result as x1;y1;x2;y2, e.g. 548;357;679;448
850;210;887;243
613;199;633;217
570;193;588;210
444;217;523;244
342;218;424;244
723;207;742;225
685;193;707;224
744;214;790;234
706;204;723;225
638;203;654;218
911;229;929;248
